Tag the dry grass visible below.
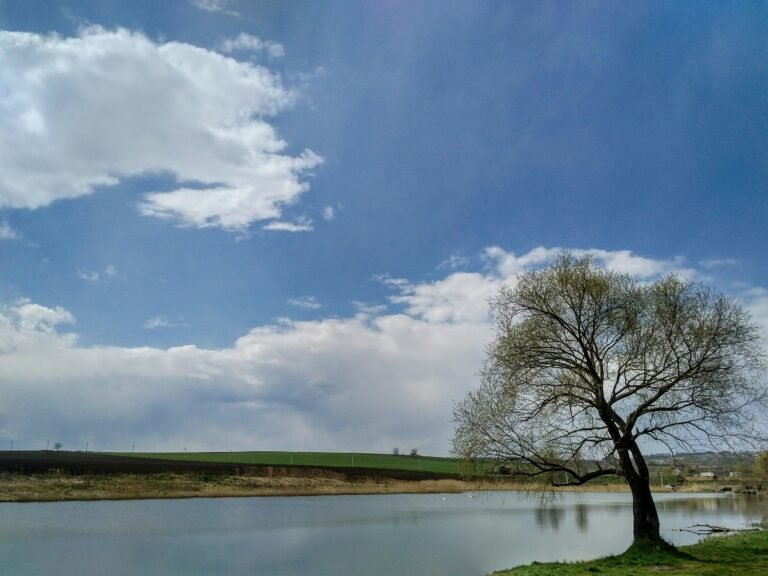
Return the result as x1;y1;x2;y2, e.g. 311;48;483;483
3;471;720;503
0;472;521;502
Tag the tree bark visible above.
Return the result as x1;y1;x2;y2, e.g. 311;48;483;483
617;446;663;544
628;474;662;543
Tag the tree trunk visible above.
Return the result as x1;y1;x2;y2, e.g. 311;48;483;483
628;474;662;543
617;446;663;544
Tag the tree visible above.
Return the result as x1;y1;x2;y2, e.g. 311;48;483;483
453;253;765;545
53;442;62;451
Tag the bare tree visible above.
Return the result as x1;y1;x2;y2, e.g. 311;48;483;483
453;253;765;545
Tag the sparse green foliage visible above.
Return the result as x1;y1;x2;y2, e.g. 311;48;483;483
454;253;766;543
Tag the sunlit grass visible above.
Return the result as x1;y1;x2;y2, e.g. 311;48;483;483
112;450;463;474
495;530;768;575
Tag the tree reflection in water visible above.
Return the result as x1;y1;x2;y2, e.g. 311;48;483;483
533;495;767;534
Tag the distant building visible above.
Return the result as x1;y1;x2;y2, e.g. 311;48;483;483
698;472;716;478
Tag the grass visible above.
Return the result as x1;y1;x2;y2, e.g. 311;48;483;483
494;530;768;575
0;471;480;502
110;451;464;475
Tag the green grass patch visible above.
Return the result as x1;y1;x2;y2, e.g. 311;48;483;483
110;451;463;475
494;530;768;575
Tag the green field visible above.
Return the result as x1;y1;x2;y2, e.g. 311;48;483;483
113;451;463;475
495;531;768;576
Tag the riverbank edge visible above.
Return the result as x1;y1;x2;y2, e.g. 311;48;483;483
493;529;768;576
0;471;720;503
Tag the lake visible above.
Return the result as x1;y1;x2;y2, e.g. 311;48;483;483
0;492;764;575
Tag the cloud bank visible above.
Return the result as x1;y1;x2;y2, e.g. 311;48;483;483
0;247;763;454
0;27;320;232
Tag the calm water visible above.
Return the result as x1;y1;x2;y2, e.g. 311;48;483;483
0;492;764;575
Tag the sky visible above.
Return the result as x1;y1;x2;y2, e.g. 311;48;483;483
0;0;767;455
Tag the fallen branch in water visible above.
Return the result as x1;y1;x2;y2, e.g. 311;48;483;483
676;524;760;535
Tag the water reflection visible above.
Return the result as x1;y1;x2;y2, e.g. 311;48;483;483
0;492;764;576
531;493;767;534
575;503;589;531
534;506;565;530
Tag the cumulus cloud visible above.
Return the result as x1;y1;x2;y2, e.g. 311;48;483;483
389;273;497;324
321;206;336;221
190;0;241;17
287;296;322;310
0;221;19;240
701;257;740;269
263;216;314;232
219;33;284;58
0;298;488;453
741;287;768;341
0;299;77;353
0;27;321;231
1;246;762;454
483;246;698;280
77;265;118;283
438;252;470;271
77;269;101;283
144;317;189;330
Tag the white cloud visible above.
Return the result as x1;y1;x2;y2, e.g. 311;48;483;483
77;265;118;283
741;287;768;341
0;27;321;232
483;246;698;281
1;246;762;454
219;33;284;58
144;317;189;330
0;298;488;454
190;0;241;17
483;246;562;278
438;252;470;271
263;216;314;232
14;300;75;334
352;301;388;316
0;221;19;240
390;273;497;324
373;274;410;289
287;297;322;310
701;257;739;269
321;206;336;221
586;249;697;279
77;269;100;283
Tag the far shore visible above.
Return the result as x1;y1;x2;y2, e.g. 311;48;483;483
0;471;722;503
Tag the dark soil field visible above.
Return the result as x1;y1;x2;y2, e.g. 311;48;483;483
0;450;453;481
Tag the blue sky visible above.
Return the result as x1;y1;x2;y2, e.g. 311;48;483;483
0;0;766;455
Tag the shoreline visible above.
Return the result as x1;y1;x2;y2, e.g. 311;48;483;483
0;471;721;503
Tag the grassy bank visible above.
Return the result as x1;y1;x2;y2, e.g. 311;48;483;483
495;530;768;575
1;451;723;502
113;450;462;474
0;471;521;502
